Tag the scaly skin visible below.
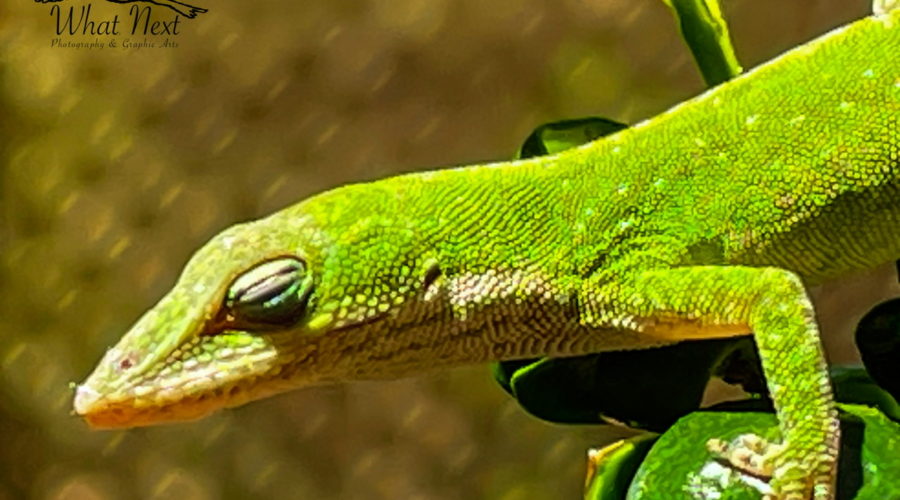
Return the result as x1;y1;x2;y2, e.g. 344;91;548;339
74;10;900;499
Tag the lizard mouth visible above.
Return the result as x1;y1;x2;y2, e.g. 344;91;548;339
73;331;317;429
75;384;233;428
74;377;279;429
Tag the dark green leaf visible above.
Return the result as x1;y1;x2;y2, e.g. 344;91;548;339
856;298;900;401
517;117;627;159
494;338;759;431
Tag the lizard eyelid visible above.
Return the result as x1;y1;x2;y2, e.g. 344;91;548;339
224;257;314;327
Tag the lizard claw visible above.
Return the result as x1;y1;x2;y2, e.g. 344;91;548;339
706;434;834;499
707;433;779;478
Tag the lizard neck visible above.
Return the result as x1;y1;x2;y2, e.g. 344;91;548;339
296;270;662;383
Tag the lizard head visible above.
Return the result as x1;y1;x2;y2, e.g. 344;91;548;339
73;183;442;428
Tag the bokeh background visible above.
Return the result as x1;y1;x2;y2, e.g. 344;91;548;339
0;0;880;499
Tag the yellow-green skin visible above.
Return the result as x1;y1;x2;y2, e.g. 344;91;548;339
74;10;900;500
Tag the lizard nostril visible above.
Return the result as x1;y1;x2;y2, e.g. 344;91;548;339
119;358;134;370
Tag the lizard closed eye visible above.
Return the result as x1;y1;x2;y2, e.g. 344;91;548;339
212;257;314;331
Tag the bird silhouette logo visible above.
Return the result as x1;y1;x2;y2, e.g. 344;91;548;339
35;0;207;19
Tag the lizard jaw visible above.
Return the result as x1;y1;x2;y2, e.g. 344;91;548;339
73;383;250;429
72;367;298;429
72;330;317;429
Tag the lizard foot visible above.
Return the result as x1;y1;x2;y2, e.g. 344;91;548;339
707;434;831;500
707;434;779;479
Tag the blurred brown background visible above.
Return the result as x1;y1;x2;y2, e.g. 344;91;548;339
0;1;876;499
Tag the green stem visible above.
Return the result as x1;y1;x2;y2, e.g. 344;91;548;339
663;0;742;87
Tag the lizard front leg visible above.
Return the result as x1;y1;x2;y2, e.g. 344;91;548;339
581;266;839;499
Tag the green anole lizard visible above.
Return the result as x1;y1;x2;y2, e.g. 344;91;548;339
74;7;900;500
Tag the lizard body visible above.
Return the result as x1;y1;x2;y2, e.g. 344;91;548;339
75;10;900;499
